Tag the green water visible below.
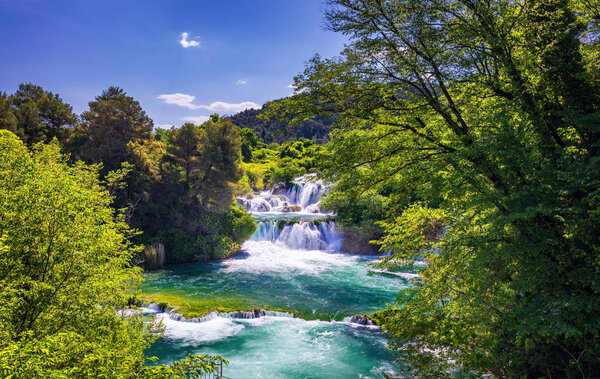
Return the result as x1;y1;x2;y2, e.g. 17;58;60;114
143;239;410;378
148;315;397;378
142;241;409;320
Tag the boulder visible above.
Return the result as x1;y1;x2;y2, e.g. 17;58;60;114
341;230;380;255
271;182;288;196
281;205;302;212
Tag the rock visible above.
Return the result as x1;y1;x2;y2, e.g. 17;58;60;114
347;314;378;326
305;203;321;213
341;230;380;255
281;205;302;212
271;182;288;195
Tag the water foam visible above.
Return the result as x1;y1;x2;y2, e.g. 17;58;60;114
251;220;342;251
223;240;356;275
237;173;328;214
156;313;245;345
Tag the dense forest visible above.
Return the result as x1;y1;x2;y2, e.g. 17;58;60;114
0;84;334;266
226;99;334;144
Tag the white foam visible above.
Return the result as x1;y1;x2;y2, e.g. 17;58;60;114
238;174;329;214
223;240;357;275
251;220;342;251
156;313;244;345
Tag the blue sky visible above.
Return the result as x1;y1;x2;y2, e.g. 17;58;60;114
0;0;346;128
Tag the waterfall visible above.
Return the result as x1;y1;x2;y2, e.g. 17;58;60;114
224;310;294;319
156;308;295;323
251;220;282;241
251;220;342;251
237;174;344;250
146;175;405;377
237;174;328;214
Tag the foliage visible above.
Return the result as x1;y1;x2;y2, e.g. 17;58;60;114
0;83;77;145
320;168;411;241
123;117;254;263
70;86;154;174
226;98;335;144
195;116;244;211
141;354;228;378
0;130;222;377
143;206;255;263
0;92;18;135
238;137;323;192
270;0;600;377
374;204;453;270
241;127;262;162
54;87;255;264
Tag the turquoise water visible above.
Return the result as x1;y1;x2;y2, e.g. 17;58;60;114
143;239;410;378
144;177;411;378
142;241;408;320
148;315;396;378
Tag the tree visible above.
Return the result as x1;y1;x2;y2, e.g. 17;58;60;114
194;116;243;211
128;119;254;264
226;99;335;144
168;122;204;183
0;92;17;134
72;86;154;174
270;0;600;376
3;83;77;144
240;127;260;162
0;130;223;377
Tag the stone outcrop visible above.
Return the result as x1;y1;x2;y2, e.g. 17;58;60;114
340;229;380;255
281;205;302;212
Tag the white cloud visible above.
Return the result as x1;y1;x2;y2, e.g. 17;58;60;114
155;124;174;129
157;93;260;113
179;32;200;48
287;83;296;88
236;80;247;85
181;116;210;125
157;93;197;109
196;101;259;112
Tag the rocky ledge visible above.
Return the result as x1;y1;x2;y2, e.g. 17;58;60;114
340;229;380;255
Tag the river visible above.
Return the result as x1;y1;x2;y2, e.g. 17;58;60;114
143;175;412;378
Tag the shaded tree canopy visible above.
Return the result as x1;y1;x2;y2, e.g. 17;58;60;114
0;83;77;145
71;86;154;174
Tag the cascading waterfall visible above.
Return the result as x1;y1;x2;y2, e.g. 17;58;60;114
251;220;341;251
284;180;324;210
145;174;406;378
239;173;344;250
237;173;328;214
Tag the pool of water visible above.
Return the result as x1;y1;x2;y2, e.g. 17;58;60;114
143;177;411;378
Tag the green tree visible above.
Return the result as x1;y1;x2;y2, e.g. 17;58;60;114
195;116;243;211
168;122;204;183
0;92;17;134
270;0;600;376
4;83;77;144
72;86;154;173
240;127;260;162
0;130;222;377
129;119;255;264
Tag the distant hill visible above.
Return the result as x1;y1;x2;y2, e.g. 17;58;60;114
226;102;334;144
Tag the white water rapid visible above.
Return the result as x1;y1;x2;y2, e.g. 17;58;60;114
145;175;409;378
